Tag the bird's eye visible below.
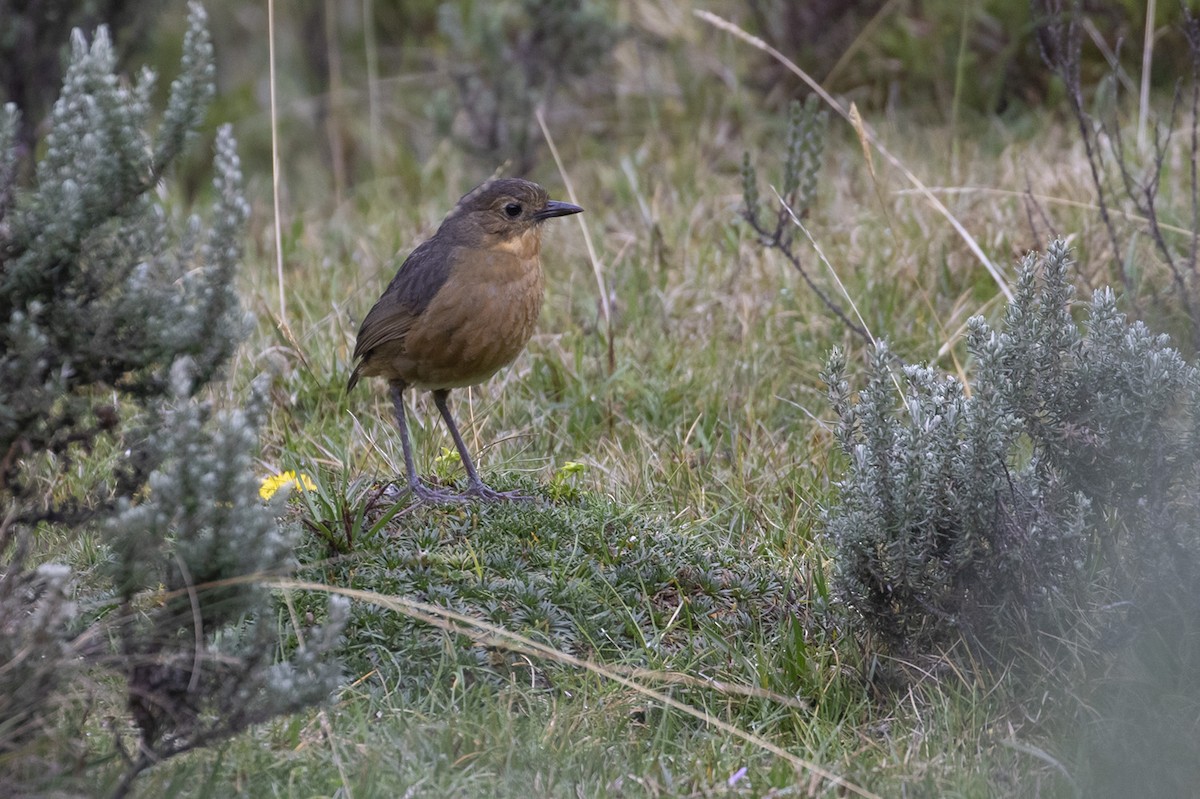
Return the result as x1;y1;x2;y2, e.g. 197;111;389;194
504;202;522;218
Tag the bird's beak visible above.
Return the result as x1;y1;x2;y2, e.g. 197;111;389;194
534;200;584;220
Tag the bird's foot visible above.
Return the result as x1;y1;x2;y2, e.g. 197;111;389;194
394;478;535;504
463;482;537;503
402;480;469;504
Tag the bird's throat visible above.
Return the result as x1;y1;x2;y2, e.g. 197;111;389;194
490;227;543;260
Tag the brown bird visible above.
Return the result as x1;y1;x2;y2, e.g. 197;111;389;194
347;178;583;502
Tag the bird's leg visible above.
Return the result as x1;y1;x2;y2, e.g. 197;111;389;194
432;389;532;502
389;381;460;503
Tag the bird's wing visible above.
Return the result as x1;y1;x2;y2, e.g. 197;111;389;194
350;293;414;362
351;236;455;361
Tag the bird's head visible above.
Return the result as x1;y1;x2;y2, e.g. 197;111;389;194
440;178;583;249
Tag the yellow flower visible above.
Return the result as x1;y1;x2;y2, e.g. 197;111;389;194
433;446;461;466
259;470;316;501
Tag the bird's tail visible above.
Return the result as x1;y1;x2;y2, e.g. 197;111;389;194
346;363;363;393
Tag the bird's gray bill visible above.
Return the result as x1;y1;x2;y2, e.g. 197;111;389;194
534;200;584;220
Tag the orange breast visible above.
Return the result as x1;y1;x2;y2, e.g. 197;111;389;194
401;245;546;389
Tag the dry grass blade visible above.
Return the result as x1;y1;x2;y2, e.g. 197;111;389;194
267;0;289;329
269;579;881;799
694;8;1013;301
898;185;1195;238
536;107;615;374
849;104;876;182
1138;0;1157;151
772;186;875;345
849;102;896;238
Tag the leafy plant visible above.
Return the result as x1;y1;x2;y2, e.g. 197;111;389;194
290;467;407;555
0;6;343;796
1036;2;1200;348
547;460;587;501
824;241;1200;671
741;96;867;340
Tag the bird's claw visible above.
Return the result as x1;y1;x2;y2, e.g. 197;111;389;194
403;481;467;504
463;483;536;503
399;479;535;504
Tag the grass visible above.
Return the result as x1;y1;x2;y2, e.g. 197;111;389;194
21;2;1200;796
187;103;1165;798
217;119;1061;793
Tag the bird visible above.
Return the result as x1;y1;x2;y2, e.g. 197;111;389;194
347;178;583;502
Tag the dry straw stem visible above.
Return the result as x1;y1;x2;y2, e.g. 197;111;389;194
536;107;615;374
263;0;312;373
267;0;288;330
1138;0;1157;151
778;190;920;395
848;102;897;243
269;578;881;799
610;663;811;711
695;9;1013;302
772;186;875;345
898;186;1195;238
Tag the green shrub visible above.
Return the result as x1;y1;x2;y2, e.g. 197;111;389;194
0;6;343;796
741;96;866;340
824;240;1200;668
0;0;161;155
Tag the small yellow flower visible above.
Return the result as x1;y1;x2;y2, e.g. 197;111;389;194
432;446;462;480
548;460;587;501
433;447;461;466
259;470;316;501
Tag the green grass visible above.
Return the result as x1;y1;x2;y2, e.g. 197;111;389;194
167;119;1174;795
23;3;1200;796
203;115;1066;793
